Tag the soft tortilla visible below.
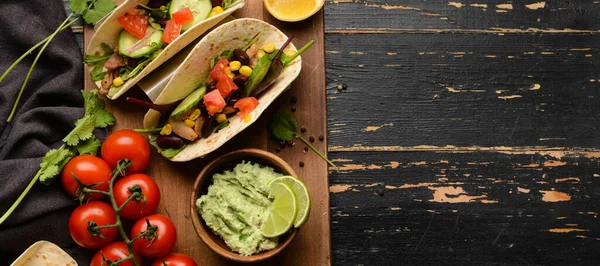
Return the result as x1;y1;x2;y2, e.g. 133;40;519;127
143;18;303;162
11;241;77;266
86;0;245;100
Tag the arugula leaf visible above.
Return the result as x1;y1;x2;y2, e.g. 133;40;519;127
268;112;297;141
39;146;75;185
63;116;96;146
82;0;117;25
76;136;102;156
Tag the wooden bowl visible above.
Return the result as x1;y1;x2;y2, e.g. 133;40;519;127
190;148;298;262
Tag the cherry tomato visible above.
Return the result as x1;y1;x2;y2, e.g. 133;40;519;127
61;154;112;201
101;130;151;175
162;20;182;44
234;97;259;120
91;241;142;266
69;201;118;249
114;173;160;220
151;253;197;266
117;14;148;39
171;8;194;25
131;214;176;258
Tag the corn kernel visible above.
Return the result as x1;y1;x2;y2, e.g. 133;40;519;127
227;73;235;79
256;49;265;59
263;42;275;53
208;11;217;17
213;6;224;14
239;66;253;77
160;124;172;135
113;77;124;87
184;119;195;127
216;113;227;124
284;49;297;58
244;114;252;123
188;109;201;121
229;61;241;71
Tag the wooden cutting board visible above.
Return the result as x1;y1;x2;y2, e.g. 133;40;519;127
83;2;330;265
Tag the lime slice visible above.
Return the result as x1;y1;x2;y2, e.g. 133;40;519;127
261;182;297;238
268;176;311;228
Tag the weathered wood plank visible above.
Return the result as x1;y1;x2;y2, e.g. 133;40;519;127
325;33;600;148
325;0;600;32
329;151;600;265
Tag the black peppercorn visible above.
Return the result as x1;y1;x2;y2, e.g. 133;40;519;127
290;96;297;104
309;136;315;142
299;161;305;167
276;147;281;152
318;135;324;141
287;140;295;147
291;107;296;112
301;126;306;133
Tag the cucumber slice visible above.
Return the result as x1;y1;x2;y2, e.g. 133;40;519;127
118;29;164;58
171;86;207;117
169;0;212;31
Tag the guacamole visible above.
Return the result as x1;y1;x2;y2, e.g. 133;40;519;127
197;161;283;255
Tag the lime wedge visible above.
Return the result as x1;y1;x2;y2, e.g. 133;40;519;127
268;176;311;228
261;182;297;238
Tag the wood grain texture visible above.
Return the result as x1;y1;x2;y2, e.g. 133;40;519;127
329;151;600;265
83;2;330;265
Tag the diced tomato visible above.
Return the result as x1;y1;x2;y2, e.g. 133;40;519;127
234;97;259;120
118;14;148;39
216;77;238;98
210;58;229;81
204;89;226;116
172;7;194;25
162;20;182;44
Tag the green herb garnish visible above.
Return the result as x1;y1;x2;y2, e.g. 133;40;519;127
0;90;116;225
268;112;337;169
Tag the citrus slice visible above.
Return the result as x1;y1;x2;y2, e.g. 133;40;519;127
261;182;297;237
263;0;325;22
269;176;311;228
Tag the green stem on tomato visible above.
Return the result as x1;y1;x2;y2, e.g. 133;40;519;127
283;40;315;66
94;223;120;230
106;159;141;266
84;189;110;196
0;171;42;225
6;14;79;122
117;192;140;213
295;134;338;170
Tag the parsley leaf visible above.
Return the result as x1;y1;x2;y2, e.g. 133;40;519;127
39;146;75;185
82;0;117;25
63;116;96;146
268;112;297;141
69;0;89;15
268;112;337;169
76;136;102;156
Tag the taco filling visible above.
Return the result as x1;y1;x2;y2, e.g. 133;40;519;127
85;0;239;97
135;33;313;158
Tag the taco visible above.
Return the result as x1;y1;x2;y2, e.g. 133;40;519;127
85;0;245;99
140;18;313;161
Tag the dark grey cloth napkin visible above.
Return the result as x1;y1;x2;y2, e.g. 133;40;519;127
0;0;98;263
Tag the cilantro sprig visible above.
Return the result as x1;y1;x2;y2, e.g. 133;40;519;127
268;112;337;169
0;90;115;225
2;0;116;123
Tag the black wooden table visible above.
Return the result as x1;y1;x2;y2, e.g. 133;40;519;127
69;0;600;265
